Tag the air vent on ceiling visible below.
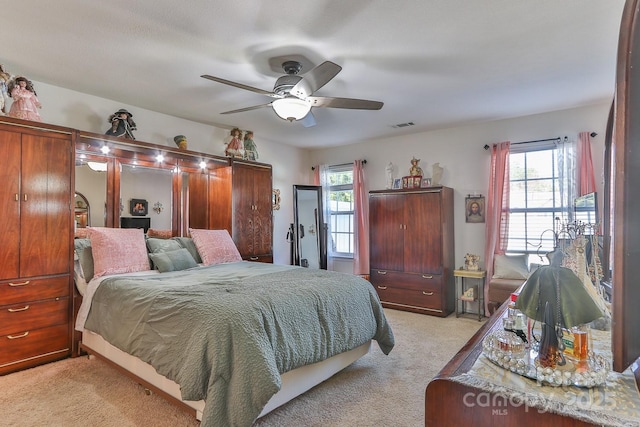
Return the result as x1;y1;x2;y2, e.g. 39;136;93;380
391;122;415;128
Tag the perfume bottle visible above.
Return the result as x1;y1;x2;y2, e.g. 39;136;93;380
562;324;590;361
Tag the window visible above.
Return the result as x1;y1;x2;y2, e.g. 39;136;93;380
507;146;566;258
325;166;354;257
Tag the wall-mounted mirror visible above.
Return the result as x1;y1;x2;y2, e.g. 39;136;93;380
292;185;327;269
120;162;173;232
75;160;108;227
74;192;90;228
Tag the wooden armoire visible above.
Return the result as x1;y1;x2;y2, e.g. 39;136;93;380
369;186;454;317
0;118;74;375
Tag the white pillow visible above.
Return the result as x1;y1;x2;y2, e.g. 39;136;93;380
492;254;529;279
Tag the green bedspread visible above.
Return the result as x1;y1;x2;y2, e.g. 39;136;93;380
83;262;394;427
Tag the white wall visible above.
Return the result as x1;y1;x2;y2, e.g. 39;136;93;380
309;102;610;272
32;81;311;265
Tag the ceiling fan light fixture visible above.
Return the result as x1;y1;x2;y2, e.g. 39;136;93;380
272;98;311;122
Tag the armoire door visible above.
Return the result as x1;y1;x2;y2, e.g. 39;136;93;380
0;131;21;280
403;192;443;274
369;193;404;271
20;133;72;278
250;165;273;257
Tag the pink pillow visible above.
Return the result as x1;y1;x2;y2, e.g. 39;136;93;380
189;229;242;266
88;227;151;278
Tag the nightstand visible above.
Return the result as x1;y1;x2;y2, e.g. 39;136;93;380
454;269;486;321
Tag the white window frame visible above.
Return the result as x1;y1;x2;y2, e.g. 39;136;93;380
324;165;354;258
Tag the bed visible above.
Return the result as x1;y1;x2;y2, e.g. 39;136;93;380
73;227;394;427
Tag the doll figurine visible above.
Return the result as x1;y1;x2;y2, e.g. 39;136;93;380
243;130;258;161
105;108;136;139
224;127;243;158
409;157;423;176
7;76;42;122
0;65;13;115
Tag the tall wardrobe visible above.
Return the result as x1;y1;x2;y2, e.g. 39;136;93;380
0;118;74;375
369;186;455;317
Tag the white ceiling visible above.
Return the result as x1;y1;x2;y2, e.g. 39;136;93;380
2;0;626;149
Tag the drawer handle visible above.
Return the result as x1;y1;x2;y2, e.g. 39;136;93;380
8;281;30;287
376;270;387;275
249;256;259;261
7;331;29;339
423;291;434;296
422;275;433;279
377;286;388;290
8;305;30;312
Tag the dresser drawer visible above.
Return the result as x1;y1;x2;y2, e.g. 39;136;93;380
0;276;70;305
243;254;273;263
374;285;443;313
0;323;69;370
370;269;443;293
0;297;69;336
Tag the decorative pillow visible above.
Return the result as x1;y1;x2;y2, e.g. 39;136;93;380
147;237;182;254
492;254;529;280
172;237;203;264
74;238;94;282
148;248;197;273
147;228;173;239
75;228;90;238
87;227;151;279
189;229;242;266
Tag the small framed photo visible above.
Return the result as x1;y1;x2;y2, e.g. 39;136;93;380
130;198;148;216
421;178;432;188
392;178;402;189
465;195;485;223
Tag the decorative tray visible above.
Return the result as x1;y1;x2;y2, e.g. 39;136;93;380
482;330;609;388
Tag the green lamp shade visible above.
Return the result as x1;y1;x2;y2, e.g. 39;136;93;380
515;265;603;328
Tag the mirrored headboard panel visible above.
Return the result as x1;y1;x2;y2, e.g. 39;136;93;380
75;131;230;236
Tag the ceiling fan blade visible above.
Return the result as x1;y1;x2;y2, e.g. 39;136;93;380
201;74;277;97
306;96;383;110
221;103;273;114
289;61;342;99
301;111;316;128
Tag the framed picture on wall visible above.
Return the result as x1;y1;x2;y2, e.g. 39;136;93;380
130;198;148;216
465;195;485;223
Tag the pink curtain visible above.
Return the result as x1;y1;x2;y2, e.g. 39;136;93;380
484;141;511;315
313;166;320;186
576;132;596;196
353;160;369;276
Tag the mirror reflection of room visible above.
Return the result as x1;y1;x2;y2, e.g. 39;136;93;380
75;162;107;228
120;164;173;231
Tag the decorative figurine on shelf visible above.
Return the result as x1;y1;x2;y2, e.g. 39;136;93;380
409;157;424;176
174;134;188;150
432;162;444;185
224;127;243;158
7;76;42;122
386;162;394;189
0;65;13;115
243;130;259;161
464;253;480;271
105;108;136;139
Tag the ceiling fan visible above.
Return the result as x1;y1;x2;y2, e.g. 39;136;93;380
201;60;383;127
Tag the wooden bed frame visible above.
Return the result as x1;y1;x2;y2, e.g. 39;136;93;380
81;330;371;421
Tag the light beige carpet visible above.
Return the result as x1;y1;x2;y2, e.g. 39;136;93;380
0;309;483;427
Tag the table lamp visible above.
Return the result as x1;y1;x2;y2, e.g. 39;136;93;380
515;249;603;367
